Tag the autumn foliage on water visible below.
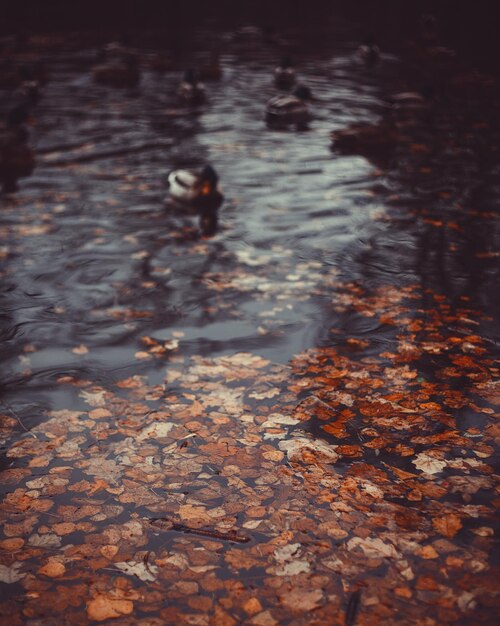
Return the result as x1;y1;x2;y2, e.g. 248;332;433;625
1;279;498;625
0;5;499;626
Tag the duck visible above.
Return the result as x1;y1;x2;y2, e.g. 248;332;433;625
233;26;262;43
93;52;140;88
149;52;175;72
0;105;35;193
274;56;296;89
177;70;206;104
358;38;380;66
266;85;312;127
15;64;47;105
419;13;438;45
96;37;136;63
199;51;222;81
385;87;435;124
166;165;222;206
330;121;401;156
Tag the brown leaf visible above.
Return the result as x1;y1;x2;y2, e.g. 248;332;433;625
432;514;463;538
38;560;66;578
87;595;134;621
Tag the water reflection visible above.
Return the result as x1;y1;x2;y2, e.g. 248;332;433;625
0;13;498;430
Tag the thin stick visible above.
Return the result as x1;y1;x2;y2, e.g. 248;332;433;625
150;518;250;544
1;402;37;438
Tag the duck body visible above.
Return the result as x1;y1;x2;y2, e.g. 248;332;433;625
166;165;222;206
233;26;262;43
149;52;175;72
0;108;35;193
93;57;140;88
389;91;428;112
266;85;311;127
97;41;136;63
93;44;140;87
331;122;400;155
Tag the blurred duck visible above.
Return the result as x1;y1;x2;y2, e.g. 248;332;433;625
167;165;222;205
358;38;380;66
149;52;175;72
386;87;435;123
16;64;47;105
233;26;262;42
274;56;296;89
199;51;222;81
0;105;35;193
97;38;135;63
414;14;456;70
93;52;140;87
266;85;312;127
331;121;400;155
177;70;206;104
419;13;438;45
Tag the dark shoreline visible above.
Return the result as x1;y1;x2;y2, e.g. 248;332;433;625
1;1;498;73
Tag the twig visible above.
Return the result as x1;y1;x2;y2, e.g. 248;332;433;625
150;518;250;543
345;589;362;626
1;402;37;438
294;395;337;414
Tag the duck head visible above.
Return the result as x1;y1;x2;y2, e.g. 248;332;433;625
293;85;312;101
200;165;219;194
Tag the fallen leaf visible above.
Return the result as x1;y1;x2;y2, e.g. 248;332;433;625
38;560;66;578
412;453;447;475
432;514;463;538
115;560;159;582
87;595;134;621
0;563;25;583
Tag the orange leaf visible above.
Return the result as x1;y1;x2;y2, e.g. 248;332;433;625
432;513;462;538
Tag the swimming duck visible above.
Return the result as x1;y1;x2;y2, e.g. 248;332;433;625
266;85;312;127
358;38;380;66
93;52;140;88
385;87;435;124
15;64;47;105
274;56;296;89
177;70;206;104
97;37;136;63
149;52;175;72
233;26;262;43
330;121;400;156
166;165;222;205
199;51;222;81
0;105;35;193
419;14;438;45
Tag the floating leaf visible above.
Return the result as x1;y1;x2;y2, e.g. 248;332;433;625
0;563;25;583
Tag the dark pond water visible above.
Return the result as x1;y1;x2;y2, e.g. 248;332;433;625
0;13;499;435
